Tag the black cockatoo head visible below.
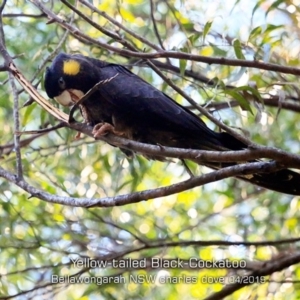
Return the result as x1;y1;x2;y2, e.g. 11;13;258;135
44;53;100;106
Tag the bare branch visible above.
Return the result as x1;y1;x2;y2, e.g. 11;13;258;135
142;59;216;86
3;13;46;18
0;0;7;14
139;237;300;249
204;96;300;114
95;132;300;168
0;161;282;208
0;1;23;179
9;71;23;179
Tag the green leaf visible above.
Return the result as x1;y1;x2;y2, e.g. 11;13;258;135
202;21;213;43
251;0;265;17
211;44;227;57
179;59;187;76
224;89;253;114
188;33;201;45
22;102;37;127
235;85;263;103
181;22;194;31
233;39;245;59
248;26;262;42
266;0;285;16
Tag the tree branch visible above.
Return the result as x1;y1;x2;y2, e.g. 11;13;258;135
93;132;300;168
9;71;23;179
3;13;46;18
0;161;283;208
203;96;300;114
0;0;7;14
0;0;23;179
138;237;300;249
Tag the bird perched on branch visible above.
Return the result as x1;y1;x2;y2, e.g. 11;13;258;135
44;53;300;195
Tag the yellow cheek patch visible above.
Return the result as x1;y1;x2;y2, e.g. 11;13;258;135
63;60;80;76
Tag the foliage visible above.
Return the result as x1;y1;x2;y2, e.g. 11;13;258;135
1;0;300;299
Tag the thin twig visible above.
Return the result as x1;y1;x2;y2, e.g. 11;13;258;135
16;122;65;135
149;0;165;50
203;96;300;114
3;13;46;18
68;73;119;122
0;0;7;14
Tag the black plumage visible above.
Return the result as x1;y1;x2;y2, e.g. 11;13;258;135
44;53;300;195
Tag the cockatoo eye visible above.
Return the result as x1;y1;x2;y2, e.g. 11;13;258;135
58;77;66;90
